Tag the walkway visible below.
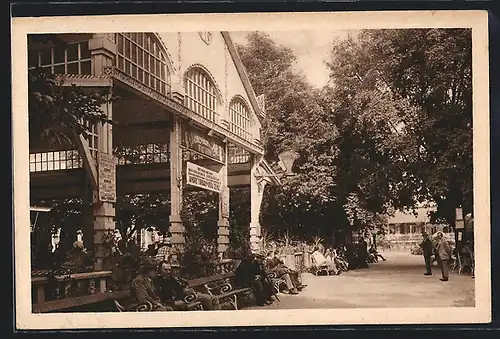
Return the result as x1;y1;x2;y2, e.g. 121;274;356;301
249;251;475;309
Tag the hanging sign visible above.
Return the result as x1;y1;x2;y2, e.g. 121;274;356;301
182;127;224;162
97;152;117;202
186;161;222;193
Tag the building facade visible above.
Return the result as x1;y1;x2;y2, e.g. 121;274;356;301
28;32;280;270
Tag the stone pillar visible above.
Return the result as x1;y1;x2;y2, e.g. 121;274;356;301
217;143;230;258
169;116;185;252
250;155;267;252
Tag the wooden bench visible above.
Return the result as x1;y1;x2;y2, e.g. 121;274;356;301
188;272;254;310
310;255;332;276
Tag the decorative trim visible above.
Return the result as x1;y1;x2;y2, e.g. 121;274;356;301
221;32;265;122
57;73;113;87
198;32;213;45
111;67;264;155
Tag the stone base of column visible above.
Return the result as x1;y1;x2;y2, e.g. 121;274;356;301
92;202;115;271
250;225;261;252
169;215;185;253
217;219;230;258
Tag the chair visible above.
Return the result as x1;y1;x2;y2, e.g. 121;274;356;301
310;255;330;276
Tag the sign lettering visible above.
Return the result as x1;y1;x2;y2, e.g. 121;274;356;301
186;162;222;193
182;127;224;162
97;152;117;202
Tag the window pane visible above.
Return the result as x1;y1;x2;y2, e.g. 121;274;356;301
53;47;65;64
40;49;51;65
81;61;91;75
156;59;160;77
132;44;137;62
132;64;137;78
138;49;143;66
125;40;130;58
138;69;143;82
117;56;124;70
28;51;38;67
67;43;79;61
54;64;65;74
160;64;165;79
80;42;91;59
30;163;36;172
67;62;78;74
156;79;161;91
117;34;123;54
125;60;131;74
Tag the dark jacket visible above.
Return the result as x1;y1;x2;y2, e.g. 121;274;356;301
420;238;434;257
154;275;189;304
234;257;265;286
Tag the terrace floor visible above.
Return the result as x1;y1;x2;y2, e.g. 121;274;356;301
249;251;475;309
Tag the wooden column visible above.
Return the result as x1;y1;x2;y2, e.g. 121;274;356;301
169;116;185;252
92;97;115;271
249;155;267;252
89;33;116;271
217;142;230;258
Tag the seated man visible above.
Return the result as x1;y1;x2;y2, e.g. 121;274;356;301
265;251;305;292
155;261;220;311
234;253;274;306
130;257;172;311
311;246;338;274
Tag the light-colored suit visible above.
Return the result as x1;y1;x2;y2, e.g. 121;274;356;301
437;239;453;260
436;238;453;279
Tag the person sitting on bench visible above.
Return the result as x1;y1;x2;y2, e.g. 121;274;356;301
265;251;305;292
311;246;339;274
154;261;220;311
130;257;173;311
234;253;274;306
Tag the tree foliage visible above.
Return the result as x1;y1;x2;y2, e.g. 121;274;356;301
28;68;112;149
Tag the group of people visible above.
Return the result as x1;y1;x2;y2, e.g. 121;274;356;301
309;239;386;274
128;249;307;311
130;257;220;311
419;231;474;281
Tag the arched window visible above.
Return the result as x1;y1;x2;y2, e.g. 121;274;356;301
116;33;171;95
184;68;219;122
229;98;251;140
28;40;92;75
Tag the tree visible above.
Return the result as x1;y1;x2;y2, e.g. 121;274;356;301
351;29;473;226
237;32;346;242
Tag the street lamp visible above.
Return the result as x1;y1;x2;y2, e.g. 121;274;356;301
277;150;299;176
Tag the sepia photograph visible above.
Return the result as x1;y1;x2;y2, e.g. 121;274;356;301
12;11;490;329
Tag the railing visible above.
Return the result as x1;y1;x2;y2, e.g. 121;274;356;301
31;270;115;312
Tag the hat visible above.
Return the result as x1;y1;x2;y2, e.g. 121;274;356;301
141;257;158;270
73;241;84;249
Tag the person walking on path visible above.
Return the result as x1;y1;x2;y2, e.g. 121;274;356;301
435;232;453;281
419;232;434;276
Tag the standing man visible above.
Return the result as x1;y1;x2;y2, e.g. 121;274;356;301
435;232;453;281
419;232;434;276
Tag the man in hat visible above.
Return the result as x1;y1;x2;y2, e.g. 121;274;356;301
155;261;220;310
434;231;453;281
419;231;434;276
130;257;172;311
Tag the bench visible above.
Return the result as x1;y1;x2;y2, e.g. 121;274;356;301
113;294;202;312
310;256;332;276
188;272;254;310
